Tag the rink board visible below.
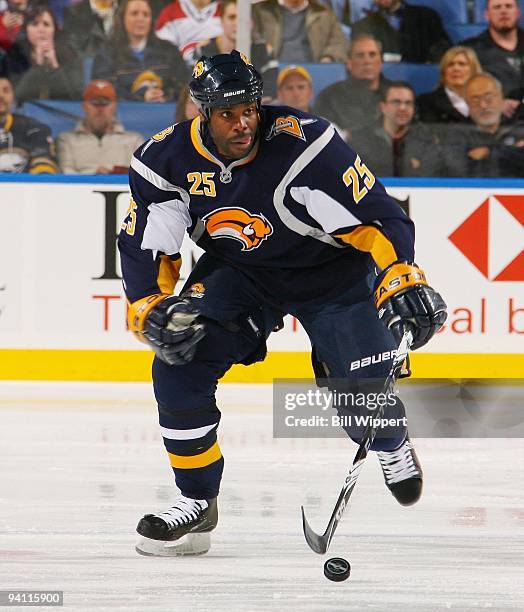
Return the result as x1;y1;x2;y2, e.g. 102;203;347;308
0;176;522;381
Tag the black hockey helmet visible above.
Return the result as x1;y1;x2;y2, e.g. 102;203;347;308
189;50;263;119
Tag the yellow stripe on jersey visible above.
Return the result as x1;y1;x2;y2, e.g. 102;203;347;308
335;226;398;270
157;255;181;294
190;117;217;164
168;442;222;469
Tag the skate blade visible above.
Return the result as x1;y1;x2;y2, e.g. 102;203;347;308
135;532;211;557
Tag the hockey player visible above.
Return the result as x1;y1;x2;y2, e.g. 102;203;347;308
118;51;447;556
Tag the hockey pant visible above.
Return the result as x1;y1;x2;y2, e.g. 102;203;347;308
152;255;407;500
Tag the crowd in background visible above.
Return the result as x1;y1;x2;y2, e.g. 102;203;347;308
0;0;523;177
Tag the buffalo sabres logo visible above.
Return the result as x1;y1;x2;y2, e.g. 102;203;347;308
265;116;317;141
152;125;174;142
202;207;273;251
187;283;205;298
192;60;205;78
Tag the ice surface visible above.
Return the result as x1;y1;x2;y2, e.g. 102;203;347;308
0;382;522;612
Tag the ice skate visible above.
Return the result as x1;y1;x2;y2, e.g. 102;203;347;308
377;437;423;506
135;495;218;556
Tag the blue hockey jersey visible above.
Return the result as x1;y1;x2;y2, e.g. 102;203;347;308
118;105;414;318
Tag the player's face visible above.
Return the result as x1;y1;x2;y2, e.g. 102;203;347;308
347;38;382;82
380;87;415;128
208;102;259;159
486;0;520;32
124;0;152;39
443;53;472;89
221;3;237;41
0;78;14;116
466;78;504;129
278;74;313;112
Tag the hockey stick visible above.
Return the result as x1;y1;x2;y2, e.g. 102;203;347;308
301;327;413;554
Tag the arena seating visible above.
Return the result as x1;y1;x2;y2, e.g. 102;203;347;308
21;100;176;139
411;0;468;24
445;23;486;43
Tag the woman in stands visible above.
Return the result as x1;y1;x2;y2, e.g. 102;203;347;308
6;5;83;102
417;46;481;125
92;0;188;102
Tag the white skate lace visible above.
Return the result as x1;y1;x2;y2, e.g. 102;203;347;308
377;440;420;485
155;497;208;529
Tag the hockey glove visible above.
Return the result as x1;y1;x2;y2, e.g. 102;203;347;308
374;262;447;350
143;296;207;366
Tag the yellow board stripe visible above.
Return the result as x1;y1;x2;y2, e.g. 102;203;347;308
0;350;522;381
168;441;222;469
336;226;397;270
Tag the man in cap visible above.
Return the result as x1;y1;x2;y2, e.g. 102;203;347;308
57;79;143;174
276;65;314;112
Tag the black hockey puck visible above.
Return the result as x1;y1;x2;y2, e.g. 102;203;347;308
323;557;351;582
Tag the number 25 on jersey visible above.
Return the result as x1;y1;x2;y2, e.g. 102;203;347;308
343;155;375;204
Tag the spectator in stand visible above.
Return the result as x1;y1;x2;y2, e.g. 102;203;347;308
155;0;222;66
252;0;347;64
442;72;524;177
92;0;188;102
57;79;143;174
6;6;83;102
63;0;117;58
0;0;29;51
461;0;524;118
351;0;450;63
350;81;442;177
0;76;58;173
276;64;314;112
314;34;391;137
197;0;278;101
175;84;199;122
417;46;482;126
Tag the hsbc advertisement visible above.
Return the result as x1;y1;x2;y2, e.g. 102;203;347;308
388;186;523;353
0;180;522;356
